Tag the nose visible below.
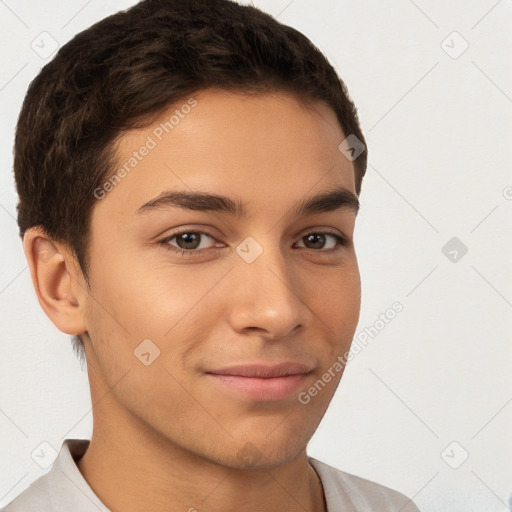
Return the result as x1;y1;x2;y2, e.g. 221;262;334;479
227;239;311;340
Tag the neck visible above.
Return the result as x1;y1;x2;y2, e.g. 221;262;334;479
77;424;326;512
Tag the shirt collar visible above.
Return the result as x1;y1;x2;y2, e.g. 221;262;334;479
47;439;109;512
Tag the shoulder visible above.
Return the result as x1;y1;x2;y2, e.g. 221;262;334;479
309;457;422;512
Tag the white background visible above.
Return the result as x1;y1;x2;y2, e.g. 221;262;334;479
0;1;511;510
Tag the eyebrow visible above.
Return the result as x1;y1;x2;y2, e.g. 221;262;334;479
135;186;359;218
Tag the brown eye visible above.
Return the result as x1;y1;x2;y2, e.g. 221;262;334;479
303;233;327;249
159;230;220;256
175;232;202;250
296;232;346;251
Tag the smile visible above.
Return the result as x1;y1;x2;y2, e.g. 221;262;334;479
205;363;313;401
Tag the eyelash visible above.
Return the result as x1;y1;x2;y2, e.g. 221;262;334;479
157;229;348;258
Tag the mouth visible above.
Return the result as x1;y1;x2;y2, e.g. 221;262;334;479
205;362;313;401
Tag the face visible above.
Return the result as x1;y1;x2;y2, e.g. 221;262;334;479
81;89;361;469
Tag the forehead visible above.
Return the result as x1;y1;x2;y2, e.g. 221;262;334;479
92;89;356;223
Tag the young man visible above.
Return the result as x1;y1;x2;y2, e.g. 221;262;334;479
5;0;421;510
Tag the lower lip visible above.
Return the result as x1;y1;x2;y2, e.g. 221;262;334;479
206;373;309;401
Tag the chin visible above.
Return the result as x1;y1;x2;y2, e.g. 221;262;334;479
209;429;312;471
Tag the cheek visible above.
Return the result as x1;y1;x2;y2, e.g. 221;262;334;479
314;264;361;361
84;250;228;380
87;247;183;339
309;261;361;321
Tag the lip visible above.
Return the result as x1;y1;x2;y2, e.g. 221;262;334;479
205;362;313;401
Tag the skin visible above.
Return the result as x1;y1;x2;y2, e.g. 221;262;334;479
23;89;361;512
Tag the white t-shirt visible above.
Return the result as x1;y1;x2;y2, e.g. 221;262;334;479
2;439;421;511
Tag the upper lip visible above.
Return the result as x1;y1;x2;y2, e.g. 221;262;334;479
206;362;313;378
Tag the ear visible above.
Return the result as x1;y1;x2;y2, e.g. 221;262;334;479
23;226;88;336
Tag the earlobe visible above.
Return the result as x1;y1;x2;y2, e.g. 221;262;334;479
22;227;87;336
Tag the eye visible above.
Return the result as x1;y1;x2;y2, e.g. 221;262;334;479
295;232;347;252
158;230;221;257
157;229;348;258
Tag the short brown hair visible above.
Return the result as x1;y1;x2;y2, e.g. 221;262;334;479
14;0;367;361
